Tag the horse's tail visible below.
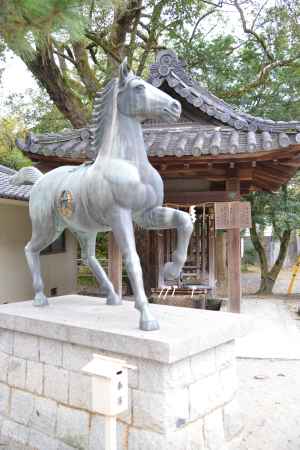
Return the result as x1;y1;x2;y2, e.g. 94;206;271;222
10;166;43;186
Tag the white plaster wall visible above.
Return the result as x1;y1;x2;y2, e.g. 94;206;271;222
0;201;78;303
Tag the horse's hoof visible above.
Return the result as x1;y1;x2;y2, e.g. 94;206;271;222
140;319;160;331
33;293;49;307
106;293;122;306
163;261;181;281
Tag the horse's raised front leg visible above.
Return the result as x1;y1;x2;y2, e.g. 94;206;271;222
74;231;121;305
135;206;193;285
110;208;159;331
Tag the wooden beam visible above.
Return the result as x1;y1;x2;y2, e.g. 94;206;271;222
158;167;227;177
279;161;300;168
208;166;253;181
108;233;123;297
150;147;300;165
253;174;281;192
226;178;241;313
164;191;230;204
255;170;289;186
260;162;296;177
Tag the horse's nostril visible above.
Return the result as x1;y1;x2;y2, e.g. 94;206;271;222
171;101;181;113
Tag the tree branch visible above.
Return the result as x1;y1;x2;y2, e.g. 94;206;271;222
136;29;149;43
220;56;300;97
189;7;217;43
72;41;99;99
85;29;121;64
136;0;168;76
94;0;143;74
53;49;75;66
234;0;274;62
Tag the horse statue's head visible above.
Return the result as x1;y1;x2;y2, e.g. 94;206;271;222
117;58;181;123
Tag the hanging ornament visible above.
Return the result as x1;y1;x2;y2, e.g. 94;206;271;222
189;205;197;223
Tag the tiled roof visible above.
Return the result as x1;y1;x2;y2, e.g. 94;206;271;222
15;49;300;160
16;123;300;160
0;165;30;202
144;124;300;157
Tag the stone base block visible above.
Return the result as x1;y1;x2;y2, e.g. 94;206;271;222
0;295;250;450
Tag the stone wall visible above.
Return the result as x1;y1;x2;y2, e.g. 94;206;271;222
0;328;243;450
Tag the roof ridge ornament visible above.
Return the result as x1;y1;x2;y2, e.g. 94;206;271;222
150;49;194;87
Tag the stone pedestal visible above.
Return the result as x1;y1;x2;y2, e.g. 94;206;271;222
0;296;250;450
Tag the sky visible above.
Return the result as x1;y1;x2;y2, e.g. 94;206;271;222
0;51;37;97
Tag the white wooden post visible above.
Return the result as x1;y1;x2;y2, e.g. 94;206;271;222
105;416;117;450
82;354;136;450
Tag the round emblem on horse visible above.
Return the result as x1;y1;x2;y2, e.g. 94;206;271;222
58;190;74;218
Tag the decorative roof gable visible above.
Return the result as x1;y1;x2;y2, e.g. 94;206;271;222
149;50;300;133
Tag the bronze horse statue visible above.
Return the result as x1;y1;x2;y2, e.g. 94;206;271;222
11;59;193;331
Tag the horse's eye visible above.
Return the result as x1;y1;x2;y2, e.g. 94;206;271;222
134;84;145;92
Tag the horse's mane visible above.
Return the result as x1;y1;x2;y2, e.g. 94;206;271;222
90;78;118;156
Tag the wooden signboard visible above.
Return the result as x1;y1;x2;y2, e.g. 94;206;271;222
214;201;251;230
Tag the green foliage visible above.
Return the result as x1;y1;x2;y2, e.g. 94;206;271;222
0;0;87;45
242;242;258;268
246;181;300;238
4;89;71;132
165;1;300;120
0;116;31;169
0;148;31;170
96;232;108;259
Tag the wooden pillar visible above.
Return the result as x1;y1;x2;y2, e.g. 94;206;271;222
208;211;216;292
215;231;228;296
157;231;165;288
202;205;206;279
108;232;122;297
226;177;241;313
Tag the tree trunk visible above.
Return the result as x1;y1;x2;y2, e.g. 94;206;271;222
250;224;291;295
108;0;143;75
13;38;89;128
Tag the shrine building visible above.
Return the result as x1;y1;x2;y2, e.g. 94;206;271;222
16;50;300;312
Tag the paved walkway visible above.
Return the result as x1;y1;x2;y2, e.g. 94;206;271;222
230;298;300;450
230;359;300;450
236;298;300;360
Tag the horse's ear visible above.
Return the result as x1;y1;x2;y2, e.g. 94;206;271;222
119;58;129;86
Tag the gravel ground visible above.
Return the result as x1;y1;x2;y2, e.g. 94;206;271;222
231;359;300;450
